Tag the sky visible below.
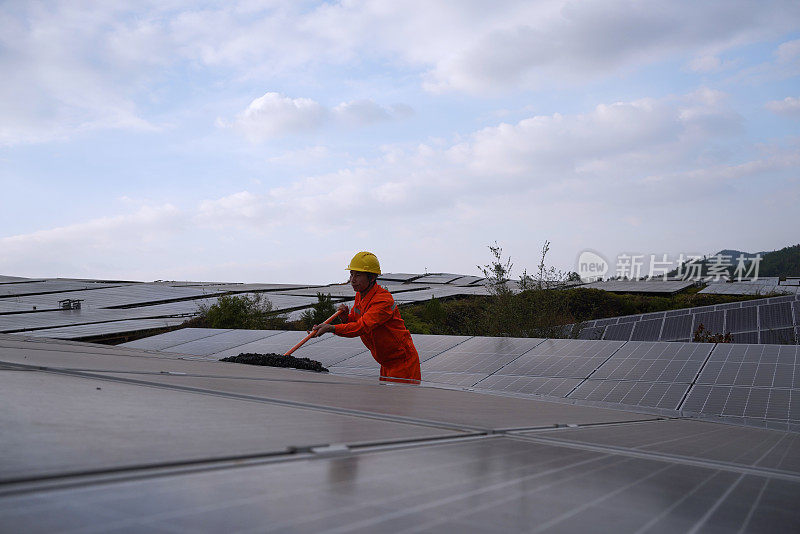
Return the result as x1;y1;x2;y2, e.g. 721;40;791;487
1;0;799;284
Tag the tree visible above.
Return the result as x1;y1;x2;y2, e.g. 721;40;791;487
300;293;338;329
197;293;287;330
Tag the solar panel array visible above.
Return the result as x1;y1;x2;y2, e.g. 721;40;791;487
124;328;799;431
0;273;495;340
700;282;800;295
6;334;800;532
581;279;696;294
573;293;800;344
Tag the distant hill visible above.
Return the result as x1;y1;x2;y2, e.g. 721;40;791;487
666;244;800;279
759;244;800;277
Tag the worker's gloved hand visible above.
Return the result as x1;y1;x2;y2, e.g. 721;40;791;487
337;303;349;318
310;323;336;336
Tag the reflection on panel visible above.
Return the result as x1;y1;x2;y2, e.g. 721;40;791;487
591;342;712;383
474;375;580;397
424;337;544;374
569;379;688;410
495;339;621;379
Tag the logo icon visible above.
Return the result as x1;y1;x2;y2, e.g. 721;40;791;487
577;250;608;282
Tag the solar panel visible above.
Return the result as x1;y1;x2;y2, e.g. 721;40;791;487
0;279;123;297
760;328;797;345
527;418;800;473
665;308;691;317
120;328;232;350
725;306;757;332
731;331;759;344
694;344;799;388
568;379;688;410
272;284;355;298
424;336;544;374
290;335;371;366
19;318;186;339
410;334;471;361
419;371;487;387
413;273;463;284
205;331;315;360
377;273;420;282
629;318;663;341
474;375;581;396
491;339;620;380
760;302;794;329
576;326;605;340
699;282;797;296
591;342;712;382
581;280;694;294
163;329;284;356
692;310;725;335
602;321;633;341
449;275;485;286
681;384;797;425
661;314;693;341
594;317;619;327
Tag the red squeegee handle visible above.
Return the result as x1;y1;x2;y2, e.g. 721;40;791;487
283;309;343;356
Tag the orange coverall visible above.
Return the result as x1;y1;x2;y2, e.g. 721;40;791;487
334;283;421;383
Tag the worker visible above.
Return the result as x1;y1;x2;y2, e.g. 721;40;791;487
312;251;421;384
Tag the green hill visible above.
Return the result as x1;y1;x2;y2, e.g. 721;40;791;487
666;244;800;279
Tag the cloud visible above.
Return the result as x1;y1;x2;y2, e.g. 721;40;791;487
4;88;797;281
766;96;800;117
224;93;412;141
4;0;797;145
225;92;328;140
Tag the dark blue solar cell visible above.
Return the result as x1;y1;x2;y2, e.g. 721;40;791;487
731;331;759;344
661;315;692;341
760;303;793;330
603;322;633;341
692;311;725;336
630;319;663;341
760;328;797;345
577;326;605;340
726;307;757;333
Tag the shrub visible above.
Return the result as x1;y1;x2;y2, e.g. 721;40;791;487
300;293;338;329
197;293;288;330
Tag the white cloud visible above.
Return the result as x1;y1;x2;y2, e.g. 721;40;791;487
3;0;797;145
227;92;328;140
766;96;800;117
224;93;412;140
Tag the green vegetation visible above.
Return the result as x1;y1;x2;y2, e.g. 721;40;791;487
759;244;800;277
666;243;800;279
194;294;289;330
399;241;777;338
299;293;340;329
400;286;763;338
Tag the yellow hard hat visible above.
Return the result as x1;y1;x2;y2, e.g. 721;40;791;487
346;251;381;274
